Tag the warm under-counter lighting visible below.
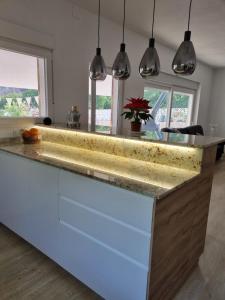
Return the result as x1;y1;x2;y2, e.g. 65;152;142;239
41;141;198;190
33;126;202;189
36;125;200;153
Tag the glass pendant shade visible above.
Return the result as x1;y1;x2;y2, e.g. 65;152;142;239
112;43;131;80
90;48;107;81
172;31;196;75
139;38;160;78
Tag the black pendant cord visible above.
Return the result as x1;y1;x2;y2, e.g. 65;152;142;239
97;0;101;48
188;0;193;31
151;0;156;38
122;0;126;43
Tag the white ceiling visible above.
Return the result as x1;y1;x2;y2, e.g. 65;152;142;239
74;0;225;68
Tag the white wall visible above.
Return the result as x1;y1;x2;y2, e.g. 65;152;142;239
0;0;214;132
208;68;225;137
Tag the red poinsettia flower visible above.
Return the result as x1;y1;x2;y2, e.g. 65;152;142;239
123;97;152;111
121;97;154;125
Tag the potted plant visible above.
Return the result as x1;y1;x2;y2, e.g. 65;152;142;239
122;97;153;132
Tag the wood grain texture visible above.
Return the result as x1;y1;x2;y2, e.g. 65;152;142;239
0;225;102;300
148;146;217;300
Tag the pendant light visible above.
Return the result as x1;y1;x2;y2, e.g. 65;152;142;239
112;0;131;80
89;0;107;81
172;0;196;75
139;0;160;78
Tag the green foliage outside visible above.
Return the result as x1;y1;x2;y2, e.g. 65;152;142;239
172;94;189;108
95;125;111;133
0;89;39;117
11;98;19;106
0;103;27;117
30;96;39;108
22;89;38;98
144;90;162;107
96;95;111;109
0;98;7;109
22;97;28;106
144;89;189;108
0;89;38;99
143;131;159;140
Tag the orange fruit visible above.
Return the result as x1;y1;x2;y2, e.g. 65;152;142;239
22;130;31;138
29;128;39;136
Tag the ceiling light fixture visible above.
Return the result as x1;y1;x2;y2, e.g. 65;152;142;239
89;0;107;81
139;0;160;78
112;0;131;80
172;0;196;75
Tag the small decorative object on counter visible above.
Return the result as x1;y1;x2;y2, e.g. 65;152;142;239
21;128;41;144
67;106;81;129
43;117;52;126
121;97;153;132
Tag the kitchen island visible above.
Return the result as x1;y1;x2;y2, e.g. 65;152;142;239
0;126;224;300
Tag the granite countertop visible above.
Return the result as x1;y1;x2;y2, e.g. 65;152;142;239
0;140;200;200
37;124;225;149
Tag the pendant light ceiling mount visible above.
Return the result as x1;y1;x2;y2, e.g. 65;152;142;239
184;0;193;42
139;0;160;78
150;0;156;45
89;0;107;81
112;0;131;80
120;0;126;52
172;0;196;75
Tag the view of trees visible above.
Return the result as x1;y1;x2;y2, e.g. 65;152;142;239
0;103;27;117
96;95;111;109
0;89;38;99
96;90;189;111
144;89;189;108
0;88;39;117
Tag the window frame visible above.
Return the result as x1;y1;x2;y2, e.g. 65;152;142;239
89;67;123;134
0;37;53;120
170;86;195;128
144;80;197;129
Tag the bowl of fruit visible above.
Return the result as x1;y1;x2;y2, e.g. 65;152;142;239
21;128;41;144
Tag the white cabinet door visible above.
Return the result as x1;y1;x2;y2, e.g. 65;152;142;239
0;151;154;300
58;170;154;300
0;151;59;257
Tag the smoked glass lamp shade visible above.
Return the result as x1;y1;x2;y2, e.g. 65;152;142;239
112;43;131;80
172;31;196;75
90;48;107;81
139;38;160;78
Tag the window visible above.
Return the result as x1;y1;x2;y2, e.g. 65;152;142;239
170;90;194;128
144;86;170;130
0;43;52;118
89;69;120;134
144;84;195;131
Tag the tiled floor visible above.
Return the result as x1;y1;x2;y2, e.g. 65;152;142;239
175;156;225;300
0;156;225;300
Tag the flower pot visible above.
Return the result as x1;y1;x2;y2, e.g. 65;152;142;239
131;121;141;132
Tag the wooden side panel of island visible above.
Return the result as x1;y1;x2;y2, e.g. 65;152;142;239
148;145;217;300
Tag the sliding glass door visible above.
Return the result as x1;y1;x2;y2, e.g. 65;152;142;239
144;84;195;131
144;85;170;130
170;89;194;128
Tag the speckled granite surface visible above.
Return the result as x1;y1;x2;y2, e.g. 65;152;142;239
37;124;225;149
38;126;203;172
0;140;199;200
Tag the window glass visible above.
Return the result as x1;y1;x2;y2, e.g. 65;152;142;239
144;86;170;131
170;91;193;128
144;85;195;131
89;73;118;134
0;48;47;118
95;75;112;133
